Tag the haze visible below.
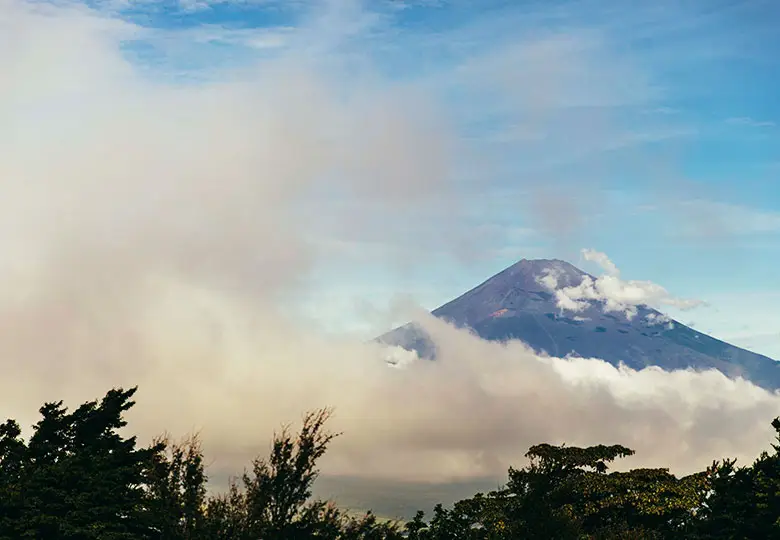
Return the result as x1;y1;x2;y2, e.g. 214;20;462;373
2;0;779;516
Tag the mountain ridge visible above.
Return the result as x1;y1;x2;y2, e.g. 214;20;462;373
377;258;780;390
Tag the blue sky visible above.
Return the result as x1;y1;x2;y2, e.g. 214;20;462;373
13;0;780;355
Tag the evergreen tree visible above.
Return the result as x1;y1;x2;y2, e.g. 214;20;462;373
0;387;162;539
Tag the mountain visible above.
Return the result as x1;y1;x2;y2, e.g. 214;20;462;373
377;258;780;390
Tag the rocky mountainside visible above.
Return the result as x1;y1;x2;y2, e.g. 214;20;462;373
377;259;780;390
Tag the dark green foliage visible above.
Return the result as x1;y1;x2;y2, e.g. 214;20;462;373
406;435;768;540
2;386;780;539
202;408;404;539
145;433;208;539
0;419;26;538
202;407;340;538
0;389;402;540
0;387;163;539
691;417;780;539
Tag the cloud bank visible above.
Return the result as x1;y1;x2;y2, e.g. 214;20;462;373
2;0;780;517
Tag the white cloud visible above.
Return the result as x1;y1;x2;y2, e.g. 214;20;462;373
361;315;780;484
582;247;620;276
540;249;704;319
538;269;560;291
646;312;673;328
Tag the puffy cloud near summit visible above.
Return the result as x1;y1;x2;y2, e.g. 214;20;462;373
539;249;704;319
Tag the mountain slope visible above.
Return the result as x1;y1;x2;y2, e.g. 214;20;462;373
377;259;780;390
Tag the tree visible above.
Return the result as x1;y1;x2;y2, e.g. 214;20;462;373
145;434;208;539
204;407;338;538
408;442;707;539
0;419;26;538
692;417;780;539
203;407;403;539
0;387;163;539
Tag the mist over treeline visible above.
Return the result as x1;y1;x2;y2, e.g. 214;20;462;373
1;386;779;539
4;1;780;537
4;0;780;517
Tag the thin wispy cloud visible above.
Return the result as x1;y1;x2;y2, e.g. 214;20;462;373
726;116;776;128
647;106;680;115
667;200;780;238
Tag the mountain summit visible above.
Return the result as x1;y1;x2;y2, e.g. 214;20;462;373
377;258;780;390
